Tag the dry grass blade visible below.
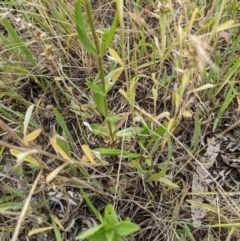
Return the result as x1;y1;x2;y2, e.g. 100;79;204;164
11;170;43;241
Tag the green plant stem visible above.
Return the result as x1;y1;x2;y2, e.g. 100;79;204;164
84;0;114;143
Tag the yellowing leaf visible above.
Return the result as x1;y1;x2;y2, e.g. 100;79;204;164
158;177;179;189
24;104;34;138
23;129;41;143
28;226;53;236
105;67;124;93
109;48;124;66
46;163;68;183
216;20;235;32
119;88;129;102
52;215;65;229
182;110;192;117
111;67;123;82
188;8;198;32
54;76;64;81
50;135;59;153
237;96;240;110
10;149;40;167
167;118;175;132
190;84;214;93
0;146;5;157
186;199;217;213
174;92;181;113
82;154;90;163
81;145;95;164
116;0;123;25
152;86;157;104
50;135;71;162
161;118;175;150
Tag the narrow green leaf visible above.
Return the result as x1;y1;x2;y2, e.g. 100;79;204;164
51;217;62;241
148;171;166;182
225;56;240;80
166;131;172;164
2;18;36;66
94;148;140;158
101;13;119;54
158;177;179;189
149;125;167;143
129;76;138;106
75;0;96;55
90;123;110;137
115;127;145;137
86;82;105;96
52;107;74;143
55;136;71;158
191;111;201;152
183;224;196;241
0;203;23;212
75;0;88;35
80;189;103;221
213;84;236;131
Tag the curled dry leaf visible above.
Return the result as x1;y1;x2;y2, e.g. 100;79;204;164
28;227;53;236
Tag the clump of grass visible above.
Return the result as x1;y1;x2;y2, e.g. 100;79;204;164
0;0;240;240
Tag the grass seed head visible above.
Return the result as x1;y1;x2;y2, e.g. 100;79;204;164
188;35;213;72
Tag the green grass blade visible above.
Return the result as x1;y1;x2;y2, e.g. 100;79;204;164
213;83;237;131
52;107;74;143
80;188;103;221
51;216;63;241
0;203;23;212
101;13;119;54
94;148;140;158
75;0;96;55
191;111;201;152
2;18;36;66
